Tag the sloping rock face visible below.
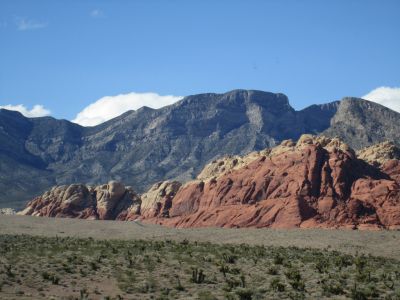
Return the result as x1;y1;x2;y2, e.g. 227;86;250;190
19;136;400;230
322;97;400;149
19;181;141;220
145;135;400;229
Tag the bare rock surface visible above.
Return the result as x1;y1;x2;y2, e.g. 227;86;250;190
19;181;140;220
139;181;181;218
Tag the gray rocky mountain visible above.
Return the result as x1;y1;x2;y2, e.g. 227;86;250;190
322;97;400;148
1;90;399;209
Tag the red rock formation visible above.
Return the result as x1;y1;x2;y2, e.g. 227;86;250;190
144;136;400;229
20;181;141;220
19;135;400;230
382;159;400;184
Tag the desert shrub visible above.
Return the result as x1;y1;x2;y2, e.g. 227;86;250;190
197;290;217;300
137;278;156;293
315;257;329;273
322;280;344;296
235;287;253;300
268;266;278;275
191;268;206;284
350;283;368;300
285;267;305;291
273;253;284;265
218;263;230;277
223;276;241;291
270;278;285;292
354;255;367;274
174;276;185;291
1;234;399;299
334;254;353;269
79;288;89;300
288;291;305;300
89;261;99;271
221;253;238;264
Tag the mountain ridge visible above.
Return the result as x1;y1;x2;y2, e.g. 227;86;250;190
1;89;399;208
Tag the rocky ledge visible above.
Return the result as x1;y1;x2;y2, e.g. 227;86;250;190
19;135;400;230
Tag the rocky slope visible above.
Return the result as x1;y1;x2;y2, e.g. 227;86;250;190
322;97;400;149
20;135;400;230
2;90;400;209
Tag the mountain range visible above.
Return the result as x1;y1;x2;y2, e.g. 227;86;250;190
1;89;400;209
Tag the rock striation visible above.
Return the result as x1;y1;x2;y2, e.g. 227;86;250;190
20;136;400;230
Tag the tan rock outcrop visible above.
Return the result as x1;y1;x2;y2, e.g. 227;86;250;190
357;141;400;166
139;181;181;218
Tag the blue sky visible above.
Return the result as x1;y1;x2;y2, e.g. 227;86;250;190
0;0;399;124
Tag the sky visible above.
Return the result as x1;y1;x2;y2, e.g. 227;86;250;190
0;0;399;126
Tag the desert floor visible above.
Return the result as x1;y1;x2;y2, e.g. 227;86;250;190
0;215;399;300
0;215;399;259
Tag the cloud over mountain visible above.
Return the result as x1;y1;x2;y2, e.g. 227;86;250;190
72;92;183;126
0;104;50;117
362;86;400;113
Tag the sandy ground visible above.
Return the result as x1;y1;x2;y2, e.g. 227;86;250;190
0;215;399;259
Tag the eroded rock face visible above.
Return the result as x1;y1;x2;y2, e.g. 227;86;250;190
140;181;182;218
19;135;400;230
146;135;400;229
19;181;141;220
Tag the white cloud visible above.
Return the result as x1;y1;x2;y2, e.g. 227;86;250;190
362;86;400;113
0;104;51;117
15;17;47;31
72;92;183;126
90;9;104;18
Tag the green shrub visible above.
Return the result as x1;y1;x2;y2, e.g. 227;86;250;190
191;268;206;284
273;253;284;265
270;278;285;292
174;276;185;291
235;288;253;300
268;266;278;275
322;280;344;296
222;253;238;264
